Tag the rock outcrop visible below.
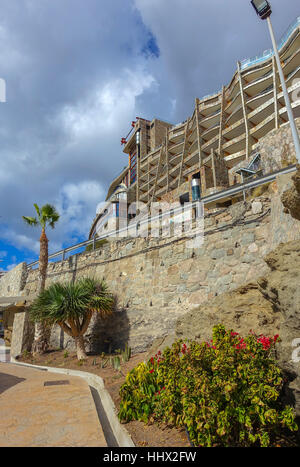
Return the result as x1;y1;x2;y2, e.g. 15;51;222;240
148;239;300;416
175;282;280;343
281;165;300;221
258;240;300;415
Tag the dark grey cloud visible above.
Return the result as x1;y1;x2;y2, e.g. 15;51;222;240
0;0;158;257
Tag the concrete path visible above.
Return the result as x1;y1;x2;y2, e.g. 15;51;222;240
0;343;10;363
0;363;107;447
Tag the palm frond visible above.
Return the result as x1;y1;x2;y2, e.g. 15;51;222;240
29;278;114;330
49;212;60;229
23;203;59;230
41;204;58;217
22;216;38;227
33;204;41;220
41;204;60;229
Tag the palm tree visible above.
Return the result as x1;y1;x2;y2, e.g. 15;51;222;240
29;278;114;360
23;203;60;354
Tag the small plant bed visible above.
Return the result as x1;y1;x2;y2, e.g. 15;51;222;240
118;325;299;448
18;349;190;447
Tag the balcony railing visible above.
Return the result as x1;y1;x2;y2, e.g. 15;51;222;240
240;16;300;70
26;165;297;269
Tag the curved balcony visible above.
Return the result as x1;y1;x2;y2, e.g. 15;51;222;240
223;118;245;140
248;98;275;125
283;47;300;76
240;16;300;70
242;61;272;84
224;104;243;127
225;93;242;115
247;85;273;111
201;123;220;141
223;133;246;155
199;98;221;117
201;109;221;129
244;71;273;97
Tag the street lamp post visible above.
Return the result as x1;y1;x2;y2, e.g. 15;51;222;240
251;0;300;162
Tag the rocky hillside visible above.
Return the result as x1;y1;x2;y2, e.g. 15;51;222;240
149;238;300;417
281;164;300;220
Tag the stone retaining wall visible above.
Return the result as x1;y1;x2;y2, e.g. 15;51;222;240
3;172;300;355
20;173;300;354
0;262;28;297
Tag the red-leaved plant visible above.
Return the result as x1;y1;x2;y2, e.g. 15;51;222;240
118;325;298;447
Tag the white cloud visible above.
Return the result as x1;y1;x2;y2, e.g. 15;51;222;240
59;67;156;139
0;180;106;258
0;228;40;254
54;180;106;240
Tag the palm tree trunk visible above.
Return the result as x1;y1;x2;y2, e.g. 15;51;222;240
75;335;87;360
38;227;48;292
32;228;49;355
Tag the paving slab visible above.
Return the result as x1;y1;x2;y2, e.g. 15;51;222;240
0;362;106;447
0;344;10;363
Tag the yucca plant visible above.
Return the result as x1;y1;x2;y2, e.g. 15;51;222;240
29;277;114;360
122;343;131;363
23;203;60;354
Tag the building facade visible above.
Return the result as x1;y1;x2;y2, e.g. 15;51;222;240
90;16;300;239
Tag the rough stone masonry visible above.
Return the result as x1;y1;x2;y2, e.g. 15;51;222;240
1;171;300;358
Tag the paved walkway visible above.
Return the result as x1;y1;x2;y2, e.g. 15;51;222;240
0;343;10;363
0;363;107;447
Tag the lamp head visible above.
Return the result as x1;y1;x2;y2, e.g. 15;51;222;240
251;0;272;20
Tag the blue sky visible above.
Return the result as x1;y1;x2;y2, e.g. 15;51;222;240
0;0;299;271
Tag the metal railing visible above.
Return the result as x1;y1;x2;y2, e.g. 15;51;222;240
240;16;300;70
200;16;300;104
27;164;297;269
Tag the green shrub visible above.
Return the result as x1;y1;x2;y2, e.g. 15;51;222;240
118;325;297;447
85;238;108;252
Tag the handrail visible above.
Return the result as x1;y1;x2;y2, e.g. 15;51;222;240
240;16;300;70
200;16;300;103
27;164;297;269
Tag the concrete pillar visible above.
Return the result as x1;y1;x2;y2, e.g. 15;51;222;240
10;310;34;358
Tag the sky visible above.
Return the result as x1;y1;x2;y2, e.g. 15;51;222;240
0;0;299;271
